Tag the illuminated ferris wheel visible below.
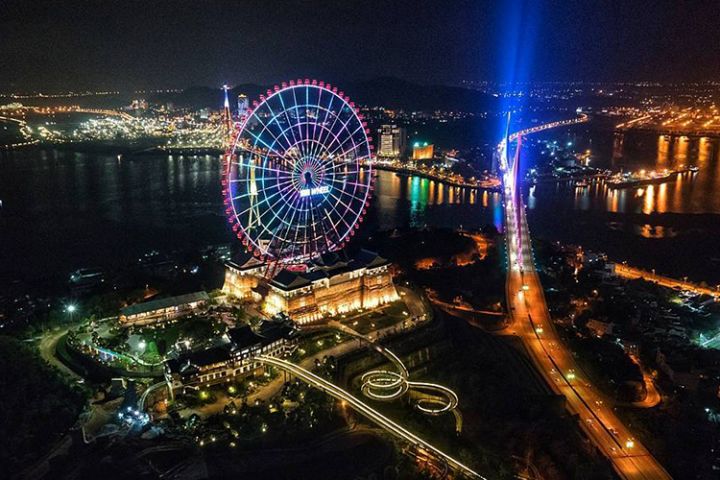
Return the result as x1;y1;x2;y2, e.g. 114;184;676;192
223;80;374;264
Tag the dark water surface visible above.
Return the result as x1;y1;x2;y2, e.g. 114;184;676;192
0;149;502;284
526;126;720;284
2;123;720;287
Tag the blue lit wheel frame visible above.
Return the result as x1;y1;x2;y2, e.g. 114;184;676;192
223;80;374;264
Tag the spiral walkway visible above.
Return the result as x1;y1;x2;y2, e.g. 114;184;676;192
327;321;461;427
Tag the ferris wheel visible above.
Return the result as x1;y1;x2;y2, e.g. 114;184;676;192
223;80;374;264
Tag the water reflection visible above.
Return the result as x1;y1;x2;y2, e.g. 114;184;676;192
657;135;669;167
530;133;720;217
374;171;502;229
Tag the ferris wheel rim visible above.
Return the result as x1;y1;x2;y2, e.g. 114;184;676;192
222;80;374;264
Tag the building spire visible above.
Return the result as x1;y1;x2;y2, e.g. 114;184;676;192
222;84;233;135
223;84;230;109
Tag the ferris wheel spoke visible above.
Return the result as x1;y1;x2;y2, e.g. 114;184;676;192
310;91;336;161
324;188;364;240
307;90;331;164
226;83;371;263
318;100;357;154
243;128;288;160
246;183;301;247
245;117;290;158
320;195;354;240
289;87;308;157
259;97;300;166
275;90;304;154
315;92;350;148
326;123;366;159
254;193;298;248
270;191;304;258
305;194;327;252
231;159;295;178
326;179;369;210
232;176;296;219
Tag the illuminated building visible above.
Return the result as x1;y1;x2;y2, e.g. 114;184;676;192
412;142;434;160
237;93;248;119
119;291;209;327
222;84;233;135
165;317;298;388
223;250;399;324
377;124;406;158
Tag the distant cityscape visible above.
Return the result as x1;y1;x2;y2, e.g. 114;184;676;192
3;2;720;479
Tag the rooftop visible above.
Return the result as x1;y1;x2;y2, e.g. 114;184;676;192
120;291;209;317
269;249;390;292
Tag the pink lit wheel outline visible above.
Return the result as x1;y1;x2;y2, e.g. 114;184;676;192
222;80;374;264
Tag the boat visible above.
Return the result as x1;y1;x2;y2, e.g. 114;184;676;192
575;179;589;188
606;166;698;189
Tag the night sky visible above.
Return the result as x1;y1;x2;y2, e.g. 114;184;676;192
1;0;719;92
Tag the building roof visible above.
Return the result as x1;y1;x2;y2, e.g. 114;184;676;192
120;291;209;317
269;249;389;292
166;318;297;375
226;252;265;272
227;325;264;347
228;319;298;348
270;270;312;291
353;249;390;269
256;317;298;343
166;344;233;374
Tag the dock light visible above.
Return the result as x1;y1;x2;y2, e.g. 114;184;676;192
535;327;544;334
567;370;576;381
522;284;530;291
625;439;635;449
66;304;77;313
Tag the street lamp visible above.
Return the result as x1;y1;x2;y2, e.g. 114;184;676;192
65;304;77;322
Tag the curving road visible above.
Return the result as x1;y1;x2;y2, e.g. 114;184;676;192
499;117;671;480
254;355;485;479
327;321;460;420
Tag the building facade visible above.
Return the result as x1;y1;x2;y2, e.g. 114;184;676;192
165;318;298;389
119;291;209;327
223;250;399;324
412;142;434;161
377;124;406;158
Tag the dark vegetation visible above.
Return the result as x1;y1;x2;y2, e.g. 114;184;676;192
365;227;505;309
0;336;86;475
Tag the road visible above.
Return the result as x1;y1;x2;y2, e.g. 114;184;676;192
615;263;719;298
255;355;485;479
38;327;82;380
499;118;672;480
628;354;662;409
